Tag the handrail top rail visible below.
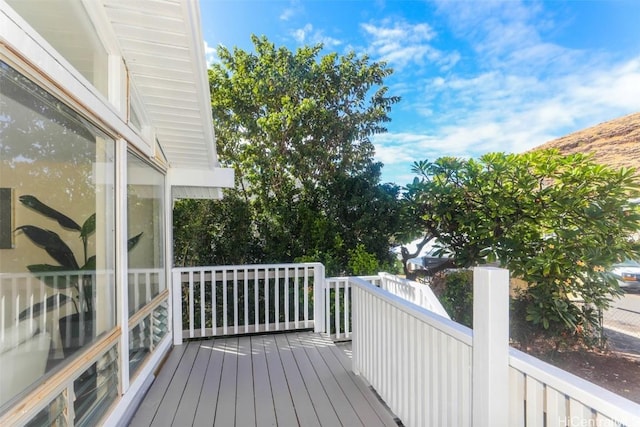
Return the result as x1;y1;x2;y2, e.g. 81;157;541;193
376;271;450;318
173;262;324;273
327;275;381;280
509;347;640;425
349;276;472;345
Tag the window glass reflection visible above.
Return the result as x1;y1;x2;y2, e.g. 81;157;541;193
0;60;115;409
127;154;165;315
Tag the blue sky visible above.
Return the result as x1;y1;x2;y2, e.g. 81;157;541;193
199;0;640;185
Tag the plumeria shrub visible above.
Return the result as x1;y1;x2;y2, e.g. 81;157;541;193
430;270;474;328
406;150;640;348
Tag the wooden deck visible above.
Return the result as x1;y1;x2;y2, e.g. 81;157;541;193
129;332;399;427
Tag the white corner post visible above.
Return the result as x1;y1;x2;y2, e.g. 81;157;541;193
172;268;183;345
472;267;510;427
313;263;326;333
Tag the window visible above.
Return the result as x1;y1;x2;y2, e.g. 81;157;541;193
24;343;119;426
127;154;166;379
129;301;168;378
127;153;165;316
0;60;116;409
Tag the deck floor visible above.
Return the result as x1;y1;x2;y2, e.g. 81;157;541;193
129;332;398;427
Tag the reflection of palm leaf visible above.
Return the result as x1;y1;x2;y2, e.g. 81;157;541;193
82;256;96;271
17;226;79;270
19;195;81;231
128;232;144;251
17;195;144;319
18;294;74;321
25;264;78;289
81;213;96;240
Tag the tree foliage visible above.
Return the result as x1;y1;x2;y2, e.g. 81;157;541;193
405;150;640;345
174;36;402;275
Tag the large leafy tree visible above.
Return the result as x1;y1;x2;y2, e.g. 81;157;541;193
405;150;640;345
174;36;401;274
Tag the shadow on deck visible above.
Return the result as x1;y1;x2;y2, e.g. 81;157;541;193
129;332;399;426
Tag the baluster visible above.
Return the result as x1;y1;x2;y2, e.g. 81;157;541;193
244;268;249;333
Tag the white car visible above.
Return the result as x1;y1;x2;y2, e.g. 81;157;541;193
610;259;640;290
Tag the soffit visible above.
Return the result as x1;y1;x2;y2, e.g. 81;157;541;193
102;0;218;170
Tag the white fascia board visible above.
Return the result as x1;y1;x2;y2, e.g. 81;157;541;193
168;166;235;200
168;167;234;188
181;0;218;167
0;3;153;158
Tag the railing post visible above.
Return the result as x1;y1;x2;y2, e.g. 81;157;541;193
172;269;183;345
473;267;509;427
350;278;360;376
379;271;388;291
313;263;325;333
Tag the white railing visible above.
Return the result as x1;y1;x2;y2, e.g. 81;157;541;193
509;349;640;427
173;263;325;343
323;275;379;341
377;272;450;318
324;273;448;340
350;268;640;427
175;264;447;342
171;263;640;425
351;276;472;426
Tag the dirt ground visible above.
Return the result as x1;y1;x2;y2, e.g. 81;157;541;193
527;342;640;404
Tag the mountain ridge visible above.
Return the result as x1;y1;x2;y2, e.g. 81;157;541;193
532;112;640;174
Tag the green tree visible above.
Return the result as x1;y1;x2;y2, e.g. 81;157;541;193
173;197;259;267
174;36;402;274
406;150;640;346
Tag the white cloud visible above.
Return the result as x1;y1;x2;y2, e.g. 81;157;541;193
203;40;217;67
280;8;295;21
375;54;640;172
291;24;342;47
375;0;640;167
361;19;459;71
280;0;302;21
431;0;577;72
292;24;313;43
373;133;428;164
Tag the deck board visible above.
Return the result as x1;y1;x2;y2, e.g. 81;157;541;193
214;337;239;426
273;333;321;427
285;333;340;426
129;332;398;427
192;339;224;426
291;333;362;426
252;335;278;427
129;344;186;425
263;335;299;426
173;340;212;425
151;340;200;427
330;341;400;426
235;336;256;426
